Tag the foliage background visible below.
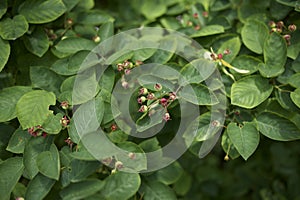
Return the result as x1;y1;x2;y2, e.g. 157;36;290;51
0;0;300;199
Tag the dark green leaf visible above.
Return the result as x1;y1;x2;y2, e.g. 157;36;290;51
227;122;260;160
0;86;32;122
139;180;176;200
77;10;113;25
258;32;287;77
141;0;167;19
0;15;28;40
54;37;96;54
179;84;218;105
25;173;55;200
291;88;300;108
100;172;141;200
0;0;7;19
154;161;183;185
23;27;49;57
60;179;104;200
256;112;300;141
0;157;24;200
37;144;60;180
19;0;67;24
6;127;31;154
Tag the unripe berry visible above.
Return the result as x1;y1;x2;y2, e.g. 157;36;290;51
268;21;276;28
193;13;198;18
137;96;147;104
93;35;101;43
224;155;230;161
138;105;148;113
122;81;129;89
139;87;148;95
115;161;123;169
111;124;117;131
163;112;171;121
60;101;69;110
154;83;162;91
160;98;168;107
147;93;155;100
288;24;297;32
217;53;223;59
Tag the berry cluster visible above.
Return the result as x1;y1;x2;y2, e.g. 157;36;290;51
117;60;143;89
176;12;209;31
137;83;177;122
27;125;47;137
269;21;297;45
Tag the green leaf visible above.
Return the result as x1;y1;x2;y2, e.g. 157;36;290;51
191;25;224;37
154;161;184;185
19;0;67;24
37;144;60;180
0;0;7;19
288;73;300;88
148;36;177;64
139;180;177;200
25;173;55;200
42;113;63;134
16;90;56;129
100;172;141;200
179;58;216;85
227;122;259;160
256;112;300;141
178;84;218;105
141;0;167;19
77;10;113;25
0;86;32;122
23;27;49;57
231;75;273;109
23;137;53;179
0;15;29;40
258;32;287;78
0;157;24;200
0;37;10;72
287;30;300;59
54;37;96;54
241;19;269;54
98;21;114;42
173;171;192;196
217;37;241;63
6;127;31;154
30;66;63;96
51;51;91;76
231;55;261;75
62;0;80;11
291;88;300;108
60;179;104;200
221;130;240;159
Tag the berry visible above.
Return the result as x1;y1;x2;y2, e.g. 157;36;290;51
194;25;200;30
137;96;147;104
60;116;70;127
93;36;101;43
115;161;123;169
163;112;171;122
60;101;69;110
268;21;276;28
147;93;155;100
160;98;168;107
217;53;223;60
122;81;129;89
128;152;136;159
139;87;148;95
169;92;176;101
288;24;297;32
111;124;117;131
154;83;162;91
202;11;209;17
138;105;148;113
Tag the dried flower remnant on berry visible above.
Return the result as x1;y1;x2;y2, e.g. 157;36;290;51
60;116;70;127
138;96;147;104
139;87;148;95
154;83;162;91
139;105;148;113
61;101;69;109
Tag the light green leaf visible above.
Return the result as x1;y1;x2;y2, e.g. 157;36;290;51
231;55;261;75
101;172;141;200
241;19;269;54
0;86;32;122
42;113;63;134
0;37;10;72
98;21;114;42
227;122;259;160
179;84;218;105
23;27;49;57
25;173;55;200
231;75;273;109
258;32;287;77
191;25;224;37
179;59;216;85
141;0;167;19
139;181;177;200
16;90;56;129
256;112;300;141
288;73;300;88
221;130;240;159
0;157;24;200
19;0;67;24
6;127;31;154
37;144;60;180
54;37;96;54
217;37;241;63
291;88;300;108
0;15;28;40
30;66;63;96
